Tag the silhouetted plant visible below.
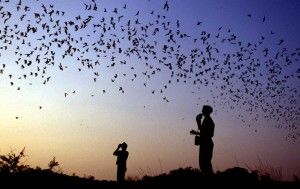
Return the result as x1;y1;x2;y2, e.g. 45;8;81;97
137;167;147;178
84;174;95;180
126;175;140;181
48;156;63;174
293;174;300;183
35;166;42;171
0;147;28;173
219;166;259;182
247;157;282;181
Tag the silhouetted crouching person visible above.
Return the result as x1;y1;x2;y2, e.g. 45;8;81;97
113;142;129;182
190;105;215;175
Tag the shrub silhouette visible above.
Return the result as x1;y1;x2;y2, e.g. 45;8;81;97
0;147;29;174
48;156;63;174
48;156;59;171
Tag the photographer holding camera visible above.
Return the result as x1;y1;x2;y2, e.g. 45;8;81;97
113;142;129;182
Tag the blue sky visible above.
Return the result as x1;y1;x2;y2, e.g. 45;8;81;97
0;0;299;181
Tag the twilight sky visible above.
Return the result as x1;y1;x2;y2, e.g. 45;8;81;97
0;0;299;181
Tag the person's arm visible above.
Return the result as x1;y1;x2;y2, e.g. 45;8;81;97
113;144;122;156
190;129;200;135
196;114;202;130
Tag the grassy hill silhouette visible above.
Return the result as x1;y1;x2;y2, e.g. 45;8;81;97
1;148;299;189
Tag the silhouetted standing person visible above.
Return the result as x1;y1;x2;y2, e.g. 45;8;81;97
113;142;129;182
190;105;215;175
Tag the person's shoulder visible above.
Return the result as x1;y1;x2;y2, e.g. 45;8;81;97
208;116;215;123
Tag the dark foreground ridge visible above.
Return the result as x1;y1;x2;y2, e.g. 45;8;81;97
1;167;299;189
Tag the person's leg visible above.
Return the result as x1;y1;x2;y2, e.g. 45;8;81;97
206;142;214;174
200;146;208;173
200;144;212;175
117;166;126;182
117;167;122;182
120;170;125;181
199;146;203;171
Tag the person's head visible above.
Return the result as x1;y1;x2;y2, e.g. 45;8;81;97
202;105;213;116
121;142;127;150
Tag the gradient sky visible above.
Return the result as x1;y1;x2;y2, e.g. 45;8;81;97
0;0;299;181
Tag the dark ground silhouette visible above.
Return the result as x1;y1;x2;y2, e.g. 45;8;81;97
1;147;299;188
1;166;299;189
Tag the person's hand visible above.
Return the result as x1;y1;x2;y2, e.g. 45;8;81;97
118;144;122;148
197;114;202;119
190;129;198;135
